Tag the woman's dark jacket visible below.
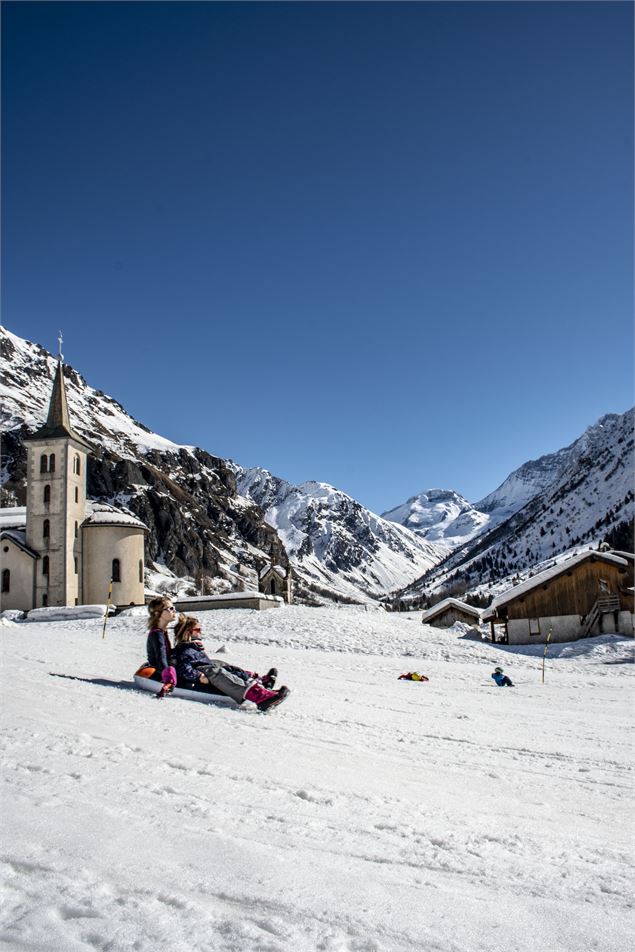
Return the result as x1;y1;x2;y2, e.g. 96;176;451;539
146;627;171;672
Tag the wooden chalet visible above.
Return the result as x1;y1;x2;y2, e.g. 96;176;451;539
421;598;482;629
482;549;634;645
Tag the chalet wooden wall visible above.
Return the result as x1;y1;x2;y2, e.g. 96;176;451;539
502;559;628;620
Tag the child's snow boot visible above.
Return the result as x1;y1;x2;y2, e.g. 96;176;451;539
261;668;278;689
256;686;290;712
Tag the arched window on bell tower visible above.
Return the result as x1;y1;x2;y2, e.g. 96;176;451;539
43;484;51;505
40;454;48;473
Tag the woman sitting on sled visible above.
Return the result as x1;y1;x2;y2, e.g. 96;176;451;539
172;614;290;712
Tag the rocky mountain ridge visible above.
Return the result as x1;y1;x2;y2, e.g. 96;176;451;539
236;467;442;603
392;410;634;605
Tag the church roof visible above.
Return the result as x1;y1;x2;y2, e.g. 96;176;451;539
82;503;148;531
24;360;92;449
0;529;39;559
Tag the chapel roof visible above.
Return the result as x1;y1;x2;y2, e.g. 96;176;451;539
82;503;148;531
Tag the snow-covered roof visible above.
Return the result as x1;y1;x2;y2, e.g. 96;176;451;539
0;507;26;530
259;564;287;580
421;598;481;623
0;529;39;558
489;550;629;611
175;592;282;603
82;503;148;531
26;605;107;622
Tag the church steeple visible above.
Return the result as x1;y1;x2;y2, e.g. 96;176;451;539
26;356;91;449
24;339;91;608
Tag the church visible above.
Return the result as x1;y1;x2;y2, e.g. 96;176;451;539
1;357;147;612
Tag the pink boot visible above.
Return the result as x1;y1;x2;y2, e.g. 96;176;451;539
243;682;277;705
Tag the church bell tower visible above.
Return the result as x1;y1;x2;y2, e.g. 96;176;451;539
24;344;92;607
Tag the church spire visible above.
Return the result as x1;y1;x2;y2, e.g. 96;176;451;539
25;342;91;448
44;358;72;434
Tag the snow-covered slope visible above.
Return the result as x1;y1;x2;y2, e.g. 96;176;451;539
473;418;629;525
237;468;443;603
1;605;633;952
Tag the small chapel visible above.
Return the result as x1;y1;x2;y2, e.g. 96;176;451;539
0;355;147;612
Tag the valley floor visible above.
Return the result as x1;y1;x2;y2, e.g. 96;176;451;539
1;606;633;952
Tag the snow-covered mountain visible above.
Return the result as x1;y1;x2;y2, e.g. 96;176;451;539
0;326;287;597
381;489;490;550
0;326;443;604
395;410;634;603
2;325;632;605
236;468;443;603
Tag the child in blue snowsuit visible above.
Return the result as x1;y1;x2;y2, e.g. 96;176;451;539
491;666;514;687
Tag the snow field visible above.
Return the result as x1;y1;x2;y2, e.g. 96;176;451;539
1;606;633;952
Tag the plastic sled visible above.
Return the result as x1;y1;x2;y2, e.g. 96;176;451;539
133;665;255;709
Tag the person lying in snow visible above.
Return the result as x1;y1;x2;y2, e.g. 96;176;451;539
491;666;514;687
398;672;429;682
172;614;290;712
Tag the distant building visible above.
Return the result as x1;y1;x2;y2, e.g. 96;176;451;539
421;598;482;628
258;561;293;604
1;358;147;611
482;550;634;644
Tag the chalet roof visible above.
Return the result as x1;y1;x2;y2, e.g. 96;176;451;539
421;598;482;624
82;503;148;532
1;529;39;559
24;360;92;450
487;550;629;613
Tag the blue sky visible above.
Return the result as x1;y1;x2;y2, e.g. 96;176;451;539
3;1;633;514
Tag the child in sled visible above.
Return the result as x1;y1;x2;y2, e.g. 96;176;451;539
398;672;429;682
491;666;514;687
172;614;290;712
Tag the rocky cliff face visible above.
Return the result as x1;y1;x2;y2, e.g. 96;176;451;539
0;327;287;596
